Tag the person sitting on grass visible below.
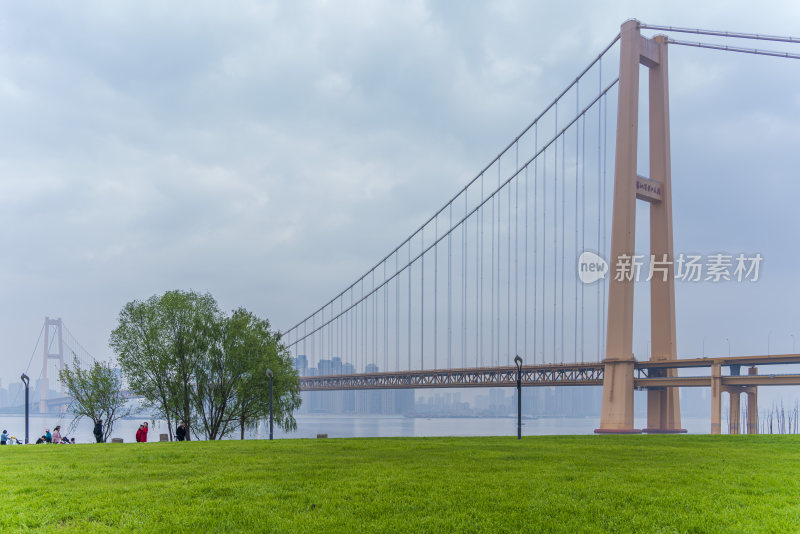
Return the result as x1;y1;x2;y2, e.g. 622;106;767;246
1;430;7;445
35;435;46;444
52;426;62;444
45;429;52;443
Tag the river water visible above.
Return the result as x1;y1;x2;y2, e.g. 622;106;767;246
0;414;712;444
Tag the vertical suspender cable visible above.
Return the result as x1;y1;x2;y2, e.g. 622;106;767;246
480;173;484;367
361;279;365;373
448;204;452;370
533;124;538;365
396;251;400;372
421;228;425;370
574;85;580;364
497;161;502;366
463;190;468;368
524;161;529;362
561;132;566;364
602;92;608;353
581;114;586;363
508;144;513;364
553;104;558;364
408;244;411;371
434;215;438;370
542;144;547;365
491;169;495;366
384;262;388;372
515;143;520;360
595;65;600;361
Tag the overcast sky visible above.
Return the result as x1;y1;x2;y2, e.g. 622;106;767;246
1;1;798;392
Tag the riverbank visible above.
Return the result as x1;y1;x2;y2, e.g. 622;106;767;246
0;414;717;443
1;435;798;531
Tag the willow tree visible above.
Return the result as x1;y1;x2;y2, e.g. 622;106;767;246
228;309;301;439
59;357;131;442
110;291;301;441
110;290;219;441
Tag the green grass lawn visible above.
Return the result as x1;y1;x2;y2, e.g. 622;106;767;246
1;434;799;532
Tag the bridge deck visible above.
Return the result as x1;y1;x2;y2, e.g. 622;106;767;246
299;354;800;390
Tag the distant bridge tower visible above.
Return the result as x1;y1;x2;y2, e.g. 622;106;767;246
40;317;65;413
596;20;683;433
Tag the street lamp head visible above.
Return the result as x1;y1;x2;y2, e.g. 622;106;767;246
266;368;273;378
20;373;29;385
514;355;523;369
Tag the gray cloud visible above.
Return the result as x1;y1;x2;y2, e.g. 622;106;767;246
0;0;798;404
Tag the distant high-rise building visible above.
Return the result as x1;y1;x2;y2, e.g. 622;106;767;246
8;382;23;406
293;354;308;376
318;359;333;375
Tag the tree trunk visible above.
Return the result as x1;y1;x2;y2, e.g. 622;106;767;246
184;383;191;441
165;412;173;442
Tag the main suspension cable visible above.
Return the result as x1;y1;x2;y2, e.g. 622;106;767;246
665;38;800;60
639;23;800;44
283;33;621;337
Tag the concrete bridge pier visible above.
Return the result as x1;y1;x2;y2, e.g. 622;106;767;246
711;363;722;434
746;366;759;434
712;365;758;435
728;390;741;434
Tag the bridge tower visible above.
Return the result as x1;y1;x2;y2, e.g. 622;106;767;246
596;20;683;433
40;317;65;413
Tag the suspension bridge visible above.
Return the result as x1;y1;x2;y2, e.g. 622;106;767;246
23;21;800;434
282;20;800;435
11;316;101;414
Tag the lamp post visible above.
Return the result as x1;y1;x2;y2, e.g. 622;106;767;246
514;355;523;440
266;368;274;441
20;374;29;444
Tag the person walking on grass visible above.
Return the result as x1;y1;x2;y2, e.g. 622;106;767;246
141;422;149;442
135;425;143;443
1;430;7;445
176;421;186;441
93;419;103;443
52;426;62;444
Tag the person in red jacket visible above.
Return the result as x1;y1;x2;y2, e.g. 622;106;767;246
141;422;149;442
135;425;143;443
